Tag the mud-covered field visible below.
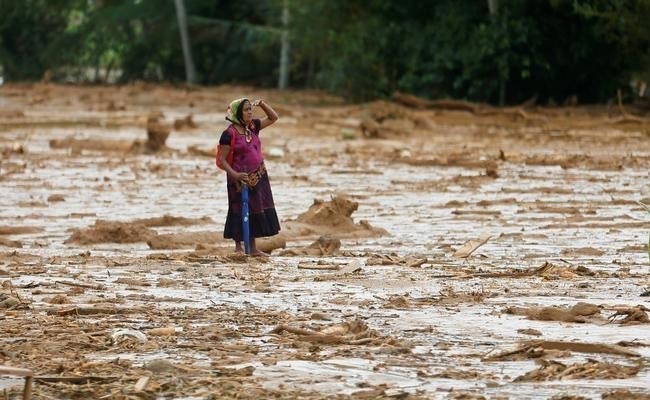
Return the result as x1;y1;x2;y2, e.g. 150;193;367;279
1;83;650;400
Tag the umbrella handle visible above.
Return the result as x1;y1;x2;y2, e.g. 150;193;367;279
241;184;250;255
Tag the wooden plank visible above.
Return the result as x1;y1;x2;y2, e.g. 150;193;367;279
0;366;33;377
453;234;492;258
0;367;33;400
134;376;150;391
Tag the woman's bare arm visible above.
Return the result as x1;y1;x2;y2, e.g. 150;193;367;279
252;99;278;129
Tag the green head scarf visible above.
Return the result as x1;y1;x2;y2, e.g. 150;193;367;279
226;98;249;126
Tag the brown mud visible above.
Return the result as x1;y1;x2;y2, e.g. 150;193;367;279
1;83;650;399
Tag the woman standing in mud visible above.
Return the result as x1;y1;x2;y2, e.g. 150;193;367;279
218;98;281;256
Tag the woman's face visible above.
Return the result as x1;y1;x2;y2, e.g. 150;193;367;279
241;101;253;124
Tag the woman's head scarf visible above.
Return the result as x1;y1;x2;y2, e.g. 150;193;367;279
226;98;249;126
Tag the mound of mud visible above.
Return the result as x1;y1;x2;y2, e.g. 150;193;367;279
279;235;341;256
173;114;197;130
50;137;134;152
0;226;43;235
288;194;388;239
49;113;175;155
0;237;22;248
65;216;219;247
515;359;642;381
359;100;431;138
506;302;601;323
147;231;221;250
133;215;213;227
144;113;172;152
65;220;156;245
297;195;360;227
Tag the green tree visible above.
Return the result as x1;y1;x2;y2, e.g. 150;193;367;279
574;0;650;98
2;0;649;104
0;0;84;80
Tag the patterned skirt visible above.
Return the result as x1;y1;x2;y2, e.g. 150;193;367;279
224;170;281;241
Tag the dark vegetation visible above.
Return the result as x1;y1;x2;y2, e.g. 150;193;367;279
1;0;649;104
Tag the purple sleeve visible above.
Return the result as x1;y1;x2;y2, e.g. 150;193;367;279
219;130;232;145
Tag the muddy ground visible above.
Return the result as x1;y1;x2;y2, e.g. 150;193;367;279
1;83;650;400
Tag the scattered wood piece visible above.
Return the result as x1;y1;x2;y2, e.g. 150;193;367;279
270;324;344;344
517;328;542;336
133;376;149;391
477;106;547;122
453;234;491;258
297;264;340;271
463;261;555;279
213;366;255;377
114;277;150;286
0;294;24;309
365;253;402;265
149;327;178;336
529;340;640;357
313;264;362;281
269;320;390;347
616;340;650;348
47;306;140;316
392;91;479;112
55;280;105;290
0;366;33;377
484;340;640;361
611;89;647;124
603;389;650;399
0;365;33;400
514;359;641;381
406;258;427;268
34;375;119;384
607;305;650;324
611;115;646;124
144;360;177;374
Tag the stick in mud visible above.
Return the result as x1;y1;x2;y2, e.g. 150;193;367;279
483;340;641;361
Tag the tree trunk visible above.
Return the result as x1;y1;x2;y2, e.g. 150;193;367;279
174;0;196;84
278;0;290;89
488;0;505;105
488;0;498;15
306;54;314;88
499;81;506;106
104;59;114;83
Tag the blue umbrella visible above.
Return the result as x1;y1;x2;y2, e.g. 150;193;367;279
241;184;250;255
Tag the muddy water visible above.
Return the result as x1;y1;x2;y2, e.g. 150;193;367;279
1;85;650;399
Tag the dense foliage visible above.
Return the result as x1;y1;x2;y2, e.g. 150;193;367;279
1;0;649;104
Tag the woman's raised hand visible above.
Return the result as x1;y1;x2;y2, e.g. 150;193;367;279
251;99;264;107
